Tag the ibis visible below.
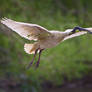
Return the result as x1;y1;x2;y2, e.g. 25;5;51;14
1;18;92;68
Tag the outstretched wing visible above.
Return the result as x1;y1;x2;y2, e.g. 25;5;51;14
63;28;92;41
0;18;51;41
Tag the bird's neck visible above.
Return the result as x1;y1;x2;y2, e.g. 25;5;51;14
57;32;68;42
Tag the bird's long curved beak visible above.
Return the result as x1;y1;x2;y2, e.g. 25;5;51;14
71;27;92;34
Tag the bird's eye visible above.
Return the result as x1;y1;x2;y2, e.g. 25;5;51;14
76;30;79;32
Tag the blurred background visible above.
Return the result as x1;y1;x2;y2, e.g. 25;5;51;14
0;0;92;92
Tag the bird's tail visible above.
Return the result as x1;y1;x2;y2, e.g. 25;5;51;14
63;28;92;41
24;43;39;54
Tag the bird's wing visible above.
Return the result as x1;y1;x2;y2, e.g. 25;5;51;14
0;18;51;41
63;28;92;41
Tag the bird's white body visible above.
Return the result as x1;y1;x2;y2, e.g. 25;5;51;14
1;18;92;54
38;31;67;48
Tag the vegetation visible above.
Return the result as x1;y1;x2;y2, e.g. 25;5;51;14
0;0;92;91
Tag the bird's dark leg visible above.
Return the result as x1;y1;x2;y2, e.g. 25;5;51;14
26;48;39;69
70;26;92;34
35;49;44;68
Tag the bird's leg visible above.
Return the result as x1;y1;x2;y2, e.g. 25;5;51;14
35;49;44;68
70;26;92;34
26;48;39;69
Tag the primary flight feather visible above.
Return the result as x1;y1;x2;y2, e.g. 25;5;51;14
1;18;92;68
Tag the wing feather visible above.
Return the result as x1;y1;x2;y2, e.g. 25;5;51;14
0;18;51;41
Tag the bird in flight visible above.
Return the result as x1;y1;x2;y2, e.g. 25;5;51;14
1;18;92;68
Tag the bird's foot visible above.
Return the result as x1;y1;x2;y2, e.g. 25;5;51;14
35;61;40;68
26;62;33;69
